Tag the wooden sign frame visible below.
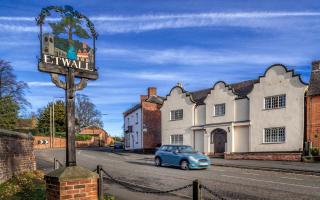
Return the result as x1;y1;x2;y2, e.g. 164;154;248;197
36;6;99;167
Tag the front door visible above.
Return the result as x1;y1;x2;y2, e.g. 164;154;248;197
212;129;227;153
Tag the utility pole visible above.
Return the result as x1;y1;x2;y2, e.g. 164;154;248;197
49;106;52;148
52;102;55;148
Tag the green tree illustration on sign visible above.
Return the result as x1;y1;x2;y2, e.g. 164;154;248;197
49;12;91;60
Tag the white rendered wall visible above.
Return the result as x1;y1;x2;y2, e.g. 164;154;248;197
248;65;307;152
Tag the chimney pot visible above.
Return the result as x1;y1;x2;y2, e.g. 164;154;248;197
148;87;157;97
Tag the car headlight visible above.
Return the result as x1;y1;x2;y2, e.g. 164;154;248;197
188;156;198;162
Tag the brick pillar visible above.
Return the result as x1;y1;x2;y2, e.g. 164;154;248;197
45;166;99;200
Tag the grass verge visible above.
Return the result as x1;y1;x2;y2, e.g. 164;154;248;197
0;171;45;200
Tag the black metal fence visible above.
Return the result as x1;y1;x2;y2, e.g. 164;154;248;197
53;158;227;200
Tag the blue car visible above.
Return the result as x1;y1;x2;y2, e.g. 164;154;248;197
154;145;210;170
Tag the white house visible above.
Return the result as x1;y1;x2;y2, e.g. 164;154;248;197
161;64;308;160
124;104;142;150
124;87;163;151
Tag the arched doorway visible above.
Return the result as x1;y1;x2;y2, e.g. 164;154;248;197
211;129;227;153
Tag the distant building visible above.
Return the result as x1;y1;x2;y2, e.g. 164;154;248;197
306;61;320;149
15;116;37;133
123;87;163;152
80;125;107;146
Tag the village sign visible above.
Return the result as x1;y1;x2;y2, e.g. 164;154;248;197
36;5;98;166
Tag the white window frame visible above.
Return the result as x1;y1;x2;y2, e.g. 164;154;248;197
264;94;286;110
170;109;183;121
214;103;225;116
170;134;183;145
263;127;286;144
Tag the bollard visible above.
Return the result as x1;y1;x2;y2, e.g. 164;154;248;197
54;158;57;170
193;179;201;200
97;165;104;200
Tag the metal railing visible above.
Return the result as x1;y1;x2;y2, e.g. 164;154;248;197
96;164;226;200
53;159;227;200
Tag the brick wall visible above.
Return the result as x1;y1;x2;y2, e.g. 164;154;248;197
142;101;161;150
224;152;302;161
46;177;97;200
306;96;320;148
0;129;36;184
33;136;95;149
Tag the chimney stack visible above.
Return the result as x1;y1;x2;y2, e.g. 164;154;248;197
307;61;320;96
148;87;157;97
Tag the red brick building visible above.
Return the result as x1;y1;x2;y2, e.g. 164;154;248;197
80;125;109;146
123;87;163;152
306;61;320;148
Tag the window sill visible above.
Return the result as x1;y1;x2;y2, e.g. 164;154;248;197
262;107;286;111
212;115;225;117
262;142;285;144
170;119;183;121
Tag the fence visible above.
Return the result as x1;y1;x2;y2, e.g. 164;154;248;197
53;158;227;200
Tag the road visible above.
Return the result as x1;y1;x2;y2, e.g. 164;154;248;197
35;148;320;200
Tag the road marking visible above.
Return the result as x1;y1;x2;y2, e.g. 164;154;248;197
280;176;303;181
221;175;319;189
242;172;260;176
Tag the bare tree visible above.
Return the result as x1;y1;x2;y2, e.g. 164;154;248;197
75;94;103;130
0;60;29;108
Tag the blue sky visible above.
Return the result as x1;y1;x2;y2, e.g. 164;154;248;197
1;0;320;136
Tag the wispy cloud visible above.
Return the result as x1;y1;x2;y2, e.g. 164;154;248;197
27;81;54;87
1;11;320;33
0;23;38;32
99;47;308;66
119;71;185;81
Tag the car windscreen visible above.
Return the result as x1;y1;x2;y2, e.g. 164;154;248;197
178;146;195;153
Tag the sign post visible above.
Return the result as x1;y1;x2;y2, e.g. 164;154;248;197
36;5;98;166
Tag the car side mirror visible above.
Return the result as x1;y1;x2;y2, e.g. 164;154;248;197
173;149;179;154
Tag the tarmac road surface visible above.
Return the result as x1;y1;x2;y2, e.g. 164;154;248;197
35;148;320;200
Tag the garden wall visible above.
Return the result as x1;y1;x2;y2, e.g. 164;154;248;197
0;129;36;184
224;152;302;161
33;136;96;149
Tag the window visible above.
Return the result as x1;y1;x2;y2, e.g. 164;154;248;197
136;113;138;124
136;132;138;144
170;134;183;145
264;95;286;109
214;104;225;116
166;145;177;152
264;127;286;143
170;109;183;121
159;145;168;151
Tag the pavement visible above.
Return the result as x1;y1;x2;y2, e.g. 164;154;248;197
35;148;320;200
211;158;320;176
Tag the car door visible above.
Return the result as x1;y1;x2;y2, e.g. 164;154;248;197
157;145;168;164
166;146;180;166
161;146;173;165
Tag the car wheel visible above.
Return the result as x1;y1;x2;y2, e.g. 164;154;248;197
155;157;162;167
180;160;189;170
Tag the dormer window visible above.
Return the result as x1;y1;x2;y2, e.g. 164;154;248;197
214;103;225;116
264;95;286;110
